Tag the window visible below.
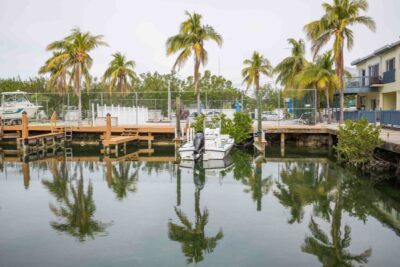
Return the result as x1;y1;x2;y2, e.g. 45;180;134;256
368;64;379;77
386;58;395;71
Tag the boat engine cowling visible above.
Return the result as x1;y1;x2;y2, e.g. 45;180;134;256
193;132;205;159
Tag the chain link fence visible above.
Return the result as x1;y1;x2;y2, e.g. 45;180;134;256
0;89;318;126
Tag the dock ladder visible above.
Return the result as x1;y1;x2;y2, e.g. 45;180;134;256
64;123;73;141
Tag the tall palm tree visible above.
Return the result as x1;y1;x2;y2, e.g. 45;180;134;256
296;51;340;124
39;51;69;95
102;52;138;95
166;11;223;114
274;38;309;90
304;0;375;123
44;28;107;120
242;51;273;139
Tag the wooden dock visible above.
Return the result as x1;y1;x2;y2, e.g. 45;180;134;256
1;116;400;155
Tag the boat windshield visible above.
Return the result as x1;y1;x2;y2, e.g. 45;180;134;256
2;93;31;105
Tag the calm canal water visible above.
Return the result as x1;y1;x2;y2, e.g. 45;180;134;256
0;146;399;267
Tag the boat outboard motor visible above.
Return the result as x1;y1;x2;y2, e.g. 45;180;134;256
193;132;205;160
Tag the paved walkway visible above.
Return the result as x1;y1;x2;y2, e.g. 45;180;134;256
258;122;400;154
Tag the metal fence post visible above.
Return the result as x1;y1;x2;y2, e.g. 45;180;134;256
168;82;171;120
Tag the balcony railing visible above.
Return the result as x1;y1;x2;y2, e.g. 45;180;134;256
383;69;396;84
346;76;381;88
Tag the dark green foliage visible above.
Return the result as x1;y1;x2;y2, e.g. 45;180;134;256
335;119;382;168
229;112;252;144
0;69;250;117
191;112;251;144
192;114;206;132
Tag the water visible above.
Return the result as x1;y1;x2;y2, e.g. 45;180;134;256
0;146;399;267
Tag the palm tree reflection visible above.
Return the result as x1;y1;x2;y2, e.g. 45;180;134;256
302;192;372;266
169;163;223;264
106;161;139;200
44;160;109;242
274;162;335;223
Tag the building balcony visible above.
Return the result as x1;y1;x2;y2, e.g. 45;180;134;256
383;69;396;84
344;76;381;94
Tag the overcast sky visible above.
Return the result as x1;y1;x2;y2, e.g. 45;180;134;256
0;0;399;87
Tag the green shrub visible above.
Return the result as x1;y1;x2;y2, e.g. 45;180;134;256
335;119;382;168
230;112;252;144
192;114;205;132
190;112;252;144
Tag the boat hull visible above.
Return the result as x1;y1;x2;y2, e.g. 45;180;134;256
0;106;39;120
204;143;234;160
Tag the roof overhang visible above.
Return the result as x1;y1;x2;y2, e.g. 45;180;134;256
351;40;400;66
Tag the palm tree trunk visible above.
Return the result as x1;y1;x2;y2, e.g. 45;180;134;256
75;63;82;123
194;59;201;114
316;89;321;123
325;88;331;124
336;45;345;124
256;78;262;143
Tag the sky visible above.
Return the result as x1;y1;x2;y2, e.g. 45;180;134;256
0;0;399;88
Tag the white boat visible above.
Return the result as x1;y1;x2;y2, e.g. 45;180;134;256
0;91;41;122
203;128;234;160
178;127;234;161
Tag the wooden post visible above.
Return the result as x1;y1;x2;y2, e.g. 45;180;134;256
21;111;29;139
175;97;181;140
50;111;57;133
103;113;112;155
105;113;111;141
21;111;29;155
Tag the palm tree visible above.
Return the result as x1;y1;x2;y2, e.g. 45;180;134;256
304;0;375;123
274;38;309;89
102;52;138;95
44;28;107;120
296;51;340;124
242;51;273;140
39;51;69;95
166;11;223;114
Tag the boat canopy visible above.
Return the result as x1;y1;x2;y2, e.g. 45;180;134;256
1;90;29;95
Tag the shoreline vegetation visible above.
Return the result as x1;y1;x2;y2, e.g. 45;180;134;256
1;1;397;177
1;1;377;123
